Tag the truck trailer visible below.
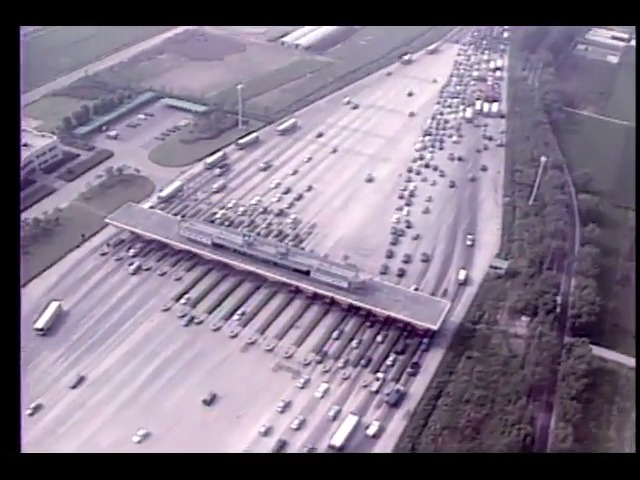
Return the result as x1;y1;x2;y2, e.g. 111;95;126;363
328;413;360;451
275;118;299;135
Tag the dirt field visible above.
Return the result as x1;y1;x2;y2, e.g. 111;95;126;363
21;26;175;93
96;29;301;98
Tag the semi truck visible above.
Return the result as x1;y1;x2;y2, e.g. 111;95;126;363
157;180;184;202
328;413;360;451
33;300;63;336
235;132;260;150
275;118;299;135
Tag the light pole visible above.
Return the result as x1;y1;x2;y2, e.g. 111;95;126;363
236;83;244;129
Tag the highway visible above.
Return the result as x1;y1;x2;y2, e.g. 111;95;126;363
21;29;508;452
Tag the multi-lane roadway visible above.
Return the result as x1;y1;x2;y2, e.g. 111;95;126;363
21;37;508;453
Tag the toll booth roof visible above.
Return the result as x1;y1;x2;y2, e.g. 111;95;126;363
107;203;450;331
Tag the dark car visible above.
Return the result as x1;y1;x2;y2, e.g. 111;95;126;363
315;131;324;139
390;236;400;246
272;439;288;453
385;249;394;259
315;350;328;364
202;392;217;406
396;267;406;278
360;356;372;368
68;374;86;390
282;187;292;195
379;263;389;275
294;193;303;201
402;253;412;264
480;164;488;172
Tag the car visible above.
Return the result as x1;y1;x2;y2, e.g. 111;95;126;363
385;249;395;259
398;192;405;200
132;428;151;444
410;284;419;291
420;252;431;263
412;233;421;240
202;391;217;406
314;382;330;398
290;415;306;431
394;340;408;355
365;173;375;183
447;153;455;161
337;358;349;369
480;164;488;172
404;198;413;207
315;350;328;364
407;361;421;376
397;228;406;237
259;424;272;437
406;90;414;97
156;266;169;277
402;253;412;264
483;143;489;151
379;263;389;275
294;193;303;201
68;374;86;389
360;356;372;368
272;439;288;453
414;168;422;176
25;401;43;417
305;184;313;192
422;206;431;214
282;187;292;195
290;169;299;176
465;233;475;247
178;294;191;306
404;219;413;229
296;375;310;389
468;173;477;182
425;194;433;202
304;155;313;163
408;111;416;117
98;245;110;256
315;131;324;139
302;445;317;453
276;399;292;413
327;405;342;421
449;180;456;188
390;236;400;246
456;155;465;162
396;267;406;278
351;103;359;110
385;354;397;367
331;146;339;153
431;179;437;186
366;420;384;438
351;338;361;349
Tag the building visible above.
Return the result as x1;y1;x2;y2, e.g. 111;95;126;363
20;128;62;180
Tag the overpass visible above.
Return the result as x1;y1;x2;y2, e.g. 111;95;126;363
106;203;451;331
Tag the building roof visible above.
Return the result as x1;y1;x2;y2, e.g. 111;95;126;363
106;203;451;330
160;97;210;114
21;128;57;158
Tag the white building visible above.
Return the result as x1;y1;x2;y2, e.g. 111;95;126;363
21;128;62;179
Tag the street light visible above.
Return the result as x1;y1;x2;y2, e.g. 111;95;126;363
236;83;244;129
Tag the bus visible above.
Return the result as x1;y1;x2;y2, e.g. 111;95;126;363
157;180;184;202
328;413;360;451
235;132;260;150
33;300;63;336
203;150;227;169
275;118;299;135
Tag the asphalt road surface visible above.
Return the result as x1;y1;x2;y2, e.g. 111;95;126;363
21;35;508;452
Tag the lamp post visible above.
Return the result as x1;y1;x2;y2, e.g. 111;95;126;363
236;83;244;129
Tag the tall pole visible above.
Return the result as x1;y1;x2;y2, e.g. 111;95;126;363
237;83;244;129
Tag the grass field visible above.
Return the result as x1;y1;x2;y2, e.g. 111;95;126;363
149;118;266;167
23;95;86;132
21;26;175;93
20;174;154;286
20;183;57;212
556;114;635;208
555;45;636;209
579;358;635;452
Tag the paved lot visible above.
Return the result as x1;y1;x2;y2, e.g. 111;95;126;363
21;37;507;453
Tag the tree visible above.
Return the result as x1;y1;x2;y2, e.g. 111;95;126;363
62;116;74;132
581;223;602;248
576;193;602;225
72;110;85;127
79;104;91;123
114;166;124;176
575;244;601;278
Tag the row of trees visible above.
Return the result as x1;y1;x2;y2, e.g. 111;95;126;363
59;90;135;134
21;207;64;248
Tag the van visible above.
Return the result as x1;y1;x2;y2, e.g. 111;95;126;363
457;268;468;285
366;420;383;438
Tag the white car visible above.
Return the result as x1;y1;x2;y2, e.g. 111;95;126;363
327;405;342;421
290;415;306;431
314;382;330;399
258;424;272;437
270;180;281;190
132;428;151;444
304;155;313;163
179;295;191;306
366;420;383;438
465;233;475;247
296;375;310;389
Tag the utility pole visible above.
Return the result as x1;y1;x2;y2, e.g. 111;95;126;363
236;83;244;129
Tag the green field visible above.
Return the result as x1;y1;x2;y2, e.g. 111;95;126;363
579;358;635;452
21;26;175;92
23;95;86;132
21;174;154;286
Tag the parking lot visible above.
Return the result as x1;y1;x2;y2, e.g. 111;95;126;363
22;28;510;453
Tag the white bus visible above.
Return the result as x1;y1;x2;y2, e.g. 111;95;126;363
33;300;63;336
157;180;184;202
235;132;260;150
490;102;500;117
328;413;360;451
275;118;299;135
203;150;227;169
